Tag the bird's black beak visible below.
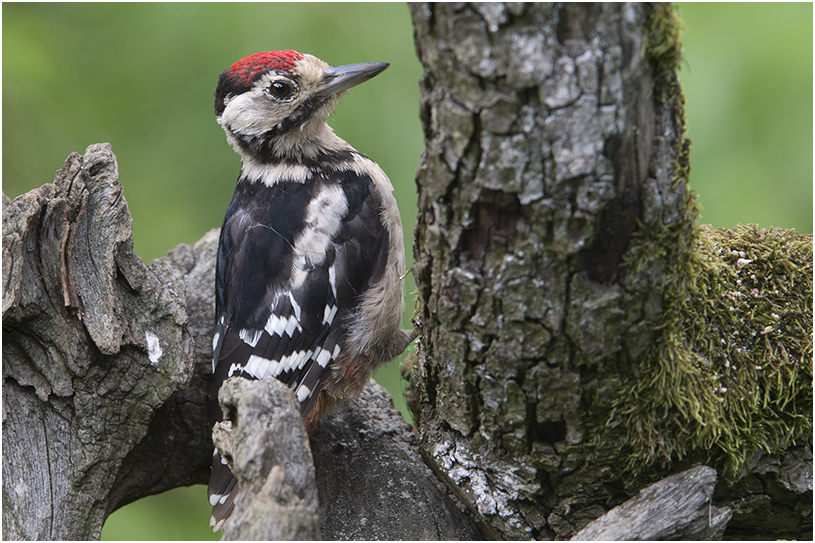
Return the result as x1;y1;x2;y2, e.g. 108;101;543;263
321;62;389;96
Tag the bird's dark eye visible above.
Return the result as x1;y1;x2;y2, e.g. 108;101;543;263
268;81;294;99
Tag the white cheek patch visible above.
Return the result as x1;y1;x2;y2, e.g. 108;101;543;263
220;89;288;137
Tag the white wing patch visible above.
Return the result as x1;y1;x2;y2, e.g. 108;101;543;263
296;384;312;402
264;313;303;338
236;350;321;380
323;304;338;324
328;264;337;298
316;347;332;368
291;184;349;279
243;355;276;378
239;328;263;347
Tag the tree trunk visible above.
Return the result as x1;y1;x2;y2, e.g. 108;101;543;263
409;2;811;540
2;144;198;540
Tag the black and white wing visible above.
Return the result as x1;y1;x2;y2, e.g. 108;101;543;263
207;166;389;527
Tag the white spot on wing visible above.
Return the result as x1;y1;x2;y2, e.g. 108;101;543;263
257;357;275;377
288;293;302;321
282;352;297;374
244;355;268;377
323;305;338;324
265;314;286;337
328;264;337;298
316;348;332;368
209;494;222;506
145;332;162;364
284;316;299;337
296;384;311;403
293;350;309;371
239;328;262;347
265;313;302;338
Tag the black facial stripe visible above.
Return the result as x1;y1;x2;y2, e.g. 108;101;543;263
274;95;325;134
231;132;357;168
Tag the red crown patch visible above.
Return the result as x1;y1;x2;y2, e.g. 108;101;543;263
229;50;304;85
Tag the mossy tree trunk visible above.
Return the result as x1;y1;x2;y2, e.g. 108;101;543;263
409;3;811;540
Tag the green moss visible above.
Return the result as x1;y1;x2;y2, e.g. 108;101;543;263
643;3;686;82
616;225;812;478
597;4;813;481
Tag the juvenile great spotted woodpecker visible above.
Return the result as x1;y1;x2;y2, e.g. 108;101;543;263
207;50;410;530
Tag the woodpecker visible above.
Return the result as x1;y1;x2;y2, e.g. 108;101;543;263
207;50;410;530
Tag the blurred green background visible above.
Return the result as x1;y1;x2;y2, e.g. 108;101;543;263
2;3;811;540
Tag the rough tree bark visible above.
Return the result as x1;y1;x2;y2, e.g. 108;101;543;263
3;3;811;541
2;145;482;541
409;2;811;541
3;145;197;540
572;466;732;540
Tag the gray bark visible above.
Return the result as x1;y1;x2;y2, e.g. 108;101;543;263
2;144;482;540
215;377;320;541
3;144;196;540
571;466;731;541
214;375;484;541
310;378;484;540
409;2;811;541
